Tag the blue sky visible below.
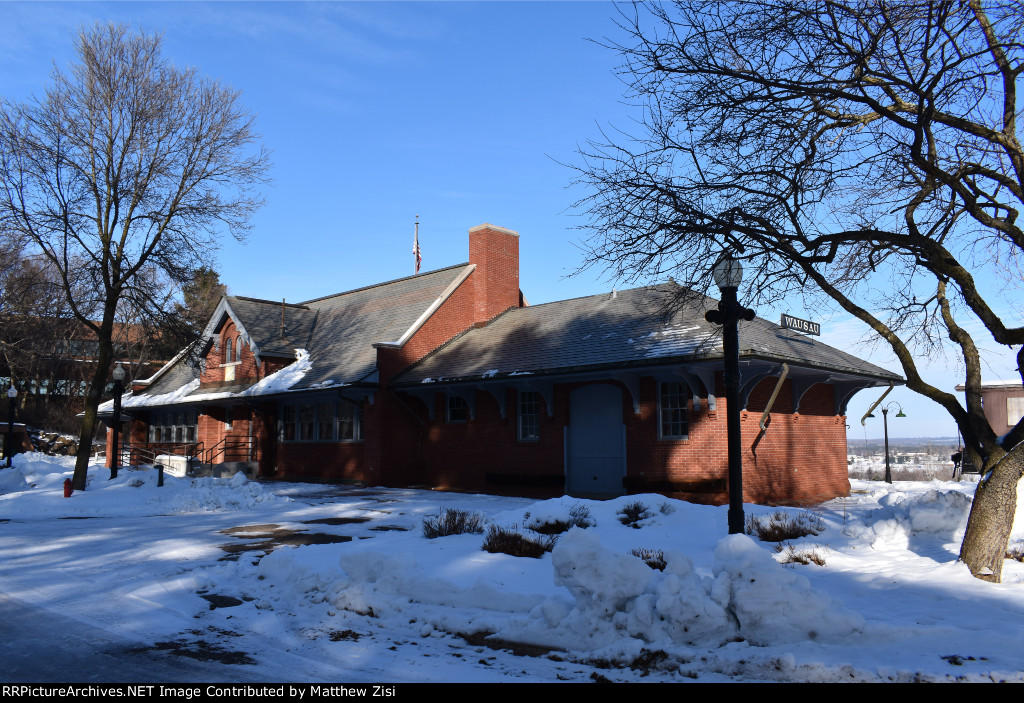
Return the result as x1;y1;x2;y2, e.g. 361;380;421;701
2;1;1018;440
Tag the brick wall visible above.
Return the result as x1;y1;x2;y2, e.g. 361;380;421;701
200;319;260;386
391;376;849;505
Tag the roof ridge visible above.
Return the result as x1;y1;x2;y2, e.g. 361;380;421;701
494;281;710;311
232;295;311;310
300;263;471;306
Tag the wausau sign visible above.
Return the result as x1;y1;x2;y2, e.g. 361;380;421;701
780;313;821;336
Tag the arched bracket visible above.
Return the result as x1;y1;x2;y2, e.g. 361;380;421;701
401;388;437;421
685;366;718;411
447;388;477;420
672;368;705;410
518;380;555;417
609;371;643;415
478;385;507;419
738;366;776;411
792;376;830;414
834;381;875;416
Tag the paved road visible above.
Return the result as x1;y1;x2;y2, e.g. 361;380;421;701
0;592;276;683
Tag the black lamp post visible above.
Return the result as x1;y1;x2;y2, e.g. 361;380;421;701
109;362;126;480
6;385;16;468
705;254;756;534
879;401;906;484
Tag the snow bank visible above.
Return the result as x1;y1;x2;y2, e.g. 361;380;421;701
497;529;862;654
0;456;287;517
169;471;288;513
0;467;28;492
711;534;864;645
845;488;973;545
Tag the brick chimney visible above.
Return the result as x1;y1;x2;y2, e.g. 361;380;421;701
468;223;520;325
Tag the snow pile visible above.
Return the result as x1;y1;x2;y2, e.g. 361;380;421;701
169;471;287;513
845;488;973;545
710;534;864;645
497;529;861;653
0;467;29;492
498;529;731;652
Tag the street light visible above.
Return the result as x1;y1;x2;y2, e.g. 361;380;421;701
879;401;906;484
705;254;756;534
6;385;16;468
110;362;126;480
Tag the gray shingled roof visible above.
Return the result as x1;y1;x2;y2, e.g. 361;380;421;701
131;263;472;404
226;297;318;359
391;284;903;386
291;264;471;390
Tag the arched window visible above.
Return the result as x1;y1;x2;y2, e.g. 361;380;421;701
224;337;233;364
236;336;243;362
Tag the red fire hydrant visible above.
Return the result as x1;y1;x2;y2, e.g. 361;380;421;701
63;478;73;498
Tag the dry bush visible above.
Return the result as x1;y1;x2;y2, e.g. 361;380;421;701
629;547;667;571
618;501;653;529
528;503;595;535
774;543;827;566
422;508;486;539
481;524;555;558
745;511;825;542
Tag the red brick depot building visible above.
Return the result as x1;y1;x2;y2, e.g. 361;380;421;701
102;223;901;505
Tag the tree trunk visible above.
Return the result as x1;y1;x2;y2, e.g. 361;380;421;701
959;443;1024;582
70;318;114;491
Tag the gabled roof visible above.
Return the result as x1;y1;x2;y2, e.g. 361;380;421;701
220;296;319;360
391;284;902;386
128;263;474;405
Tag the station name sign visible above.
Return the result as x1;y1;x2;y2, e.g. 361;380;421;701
780;313;820;336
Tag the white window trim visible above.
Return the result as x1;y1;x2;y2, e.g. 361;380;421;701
658;381;690;440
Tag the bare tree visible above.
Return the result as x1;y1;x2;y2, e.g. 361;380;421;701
0;23;269;489
576;1;1024;580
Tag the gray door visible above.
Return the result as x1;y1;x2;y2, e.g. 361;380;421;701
567;384;625;495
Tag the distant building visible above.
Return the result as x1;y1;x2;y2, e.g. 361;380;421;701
100;223;902;505
955;380;1024;438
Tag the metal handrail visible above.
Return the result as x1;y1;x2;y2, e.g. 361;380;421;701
202;436;256;464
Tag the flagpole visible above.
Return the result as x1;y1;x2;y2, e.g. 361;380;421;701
413;214;422;275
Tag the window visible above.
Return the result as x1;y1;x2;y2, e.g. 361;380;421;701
236;337;243;362
281;405;296;441
279;399;362;442
318;401;335;440
224;337;233;364
149;409;197;443
337;401;360;440
299;403;315;441
1008;397;1024;427
446;396;468;423
518;391;540;440
658;382;689;439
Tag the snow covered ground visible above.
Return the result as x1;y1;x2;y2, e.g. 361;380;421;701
1;453;1023;683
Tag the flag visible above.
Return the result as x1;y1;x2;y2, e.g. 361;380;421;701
413;218;422;274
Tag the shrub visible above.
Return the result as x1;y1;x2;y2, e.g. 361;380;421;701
618;501;653;529
481;524;555;558
527;503;595;535
422;508;486;539
775;543;827;566
745;510;825;542
629;547;667;571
